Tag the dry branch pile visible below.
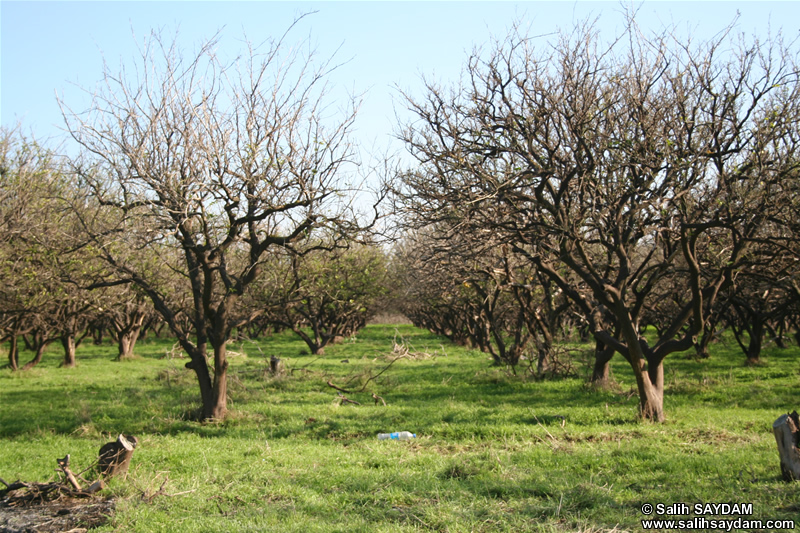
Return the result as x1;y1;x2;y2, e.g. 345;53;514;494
0;434;138;532
0;476;114;533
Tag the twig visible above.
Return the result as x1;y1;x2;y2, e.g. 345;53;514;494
532;415;557;441
0;478;27;491
139;475;170;503
327;380;352;393
337;392;361;406
57;455;82;492
355;356;402;393
372;393;387;406
144;477;169;503
167;489;198;497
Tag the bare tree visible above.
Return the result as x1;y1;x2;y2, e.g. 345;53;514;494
397;18;800;420
61;22;375;420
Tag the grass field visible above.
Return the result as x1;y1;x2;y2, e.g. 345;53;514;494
2;324;799;532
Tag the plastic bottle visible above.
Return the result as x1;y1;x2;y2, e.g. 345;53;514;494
378;431;416;440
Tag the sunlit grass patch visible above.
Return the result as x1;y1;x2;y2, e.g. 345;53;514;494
2;326;799;531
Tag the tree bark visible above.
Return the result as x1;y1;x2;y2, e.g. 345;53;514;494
117;327;141;360
292;327;327;355
746;317;764;365
61;335;77;368
636;374;665;422
773;412;800;482
269;355;283;375
7;335;19;371
21;341;50;371
183;343;215;419
619;312;665;422
208;342;229;420
641;357;666;421
590;341;614;387
98;434;138;479
92;324;105;345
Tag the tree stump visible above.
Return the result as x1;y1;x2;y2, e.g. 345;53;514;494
773;411;800;481
98;434;138;479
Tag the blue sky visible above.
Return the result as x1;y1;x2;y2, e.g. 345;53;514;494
2;1;799;159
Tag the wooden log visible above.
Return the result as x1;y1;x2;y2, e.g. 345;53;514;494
773;411;800;482
98;434;138;479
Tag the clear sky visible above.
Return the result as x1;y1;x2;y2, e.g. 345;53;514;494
2;1;799;160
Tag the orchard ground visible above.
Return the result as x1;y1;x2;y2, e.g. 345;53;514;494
1;324;799;532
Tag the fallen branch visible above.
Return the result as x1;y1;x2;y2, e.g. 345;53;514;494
0;479;30;493
1;480;98;506
87;480;105;494
328;333;434;398
167;489;198;497
352;356;403;393
57;455;82;491
372;393;387;406
337;392;361;406
327;380;352;394
140;476;169;503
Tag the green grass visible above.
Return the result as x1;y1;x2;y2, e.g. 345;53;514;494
2;325;799;532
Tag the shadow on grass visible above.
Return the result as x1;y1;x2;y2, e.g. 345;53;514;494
0;383;198;439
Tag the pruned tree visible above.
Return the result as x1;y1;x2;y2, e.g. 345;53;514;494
0;127;98;369
393;225;574;375
96;284;153;360
397;18;800;420
61;21;376;420
258;241;389;355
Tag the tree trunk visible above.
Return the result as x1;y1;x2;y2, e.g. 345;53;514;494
183;342;215;420
641;357;665;421
182;337;228;420
590;341;614;387
536;347;548;375
746;318;764;365
7;335;19;371
535;321;553;376
61;335;77;368
772;412;800;482
22;341;50;370
766;322;787;349
619;313;665;422
92;324;105;345
637;376;665;421
591;358;611;386
693;331;712;359
117;327;141;360
208;342;229;420
22;334;34;352
292;327;326;355
310;344;325;355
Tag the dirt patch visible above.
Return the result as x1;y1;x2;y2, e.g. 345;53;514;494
676;428;756;444
0;498;114;533
1;483;114;533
